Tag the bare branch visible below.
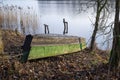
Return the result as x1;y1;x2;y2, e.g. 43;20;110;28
99;0;108;12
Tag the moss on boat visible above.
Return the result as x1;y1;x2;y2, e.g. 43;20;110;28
29;44;86;59
28;34;86;60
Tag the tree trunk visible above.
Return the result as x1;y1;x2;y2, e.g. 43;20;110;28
89;0;107;51
90;11;100;51
109;0;120;69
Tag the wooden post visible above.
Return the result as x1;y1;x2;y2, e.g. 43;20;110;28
63;18;68;35
20;34;33;63
78;38;82;50
44;24;49;34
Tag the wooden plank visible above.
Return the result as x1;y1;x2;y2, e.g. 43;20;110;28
28;43;86;60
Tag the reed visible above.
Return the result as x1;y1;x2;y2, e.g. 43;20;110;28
0;5;40;34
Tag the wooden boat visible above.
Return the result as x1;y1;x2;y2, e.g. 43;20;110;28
28;34;86;60
0;30;86;62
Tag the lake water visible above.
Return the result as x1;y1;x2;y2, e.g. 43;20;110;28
0;0;115;49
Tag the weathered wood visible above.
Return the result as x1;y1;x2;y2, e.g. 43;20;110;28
22;34;33;51
63;18;68;35
0;30;86;61
20;34;33;63
44;24;49;34
29;35;86;60
32;34;80;45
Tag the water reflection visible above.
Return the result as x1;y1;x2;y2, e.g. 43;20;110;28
38;0;95;37
38;0;115;50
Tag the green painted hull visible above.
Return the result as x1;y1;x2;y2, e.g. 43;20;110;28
28;43;86;60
